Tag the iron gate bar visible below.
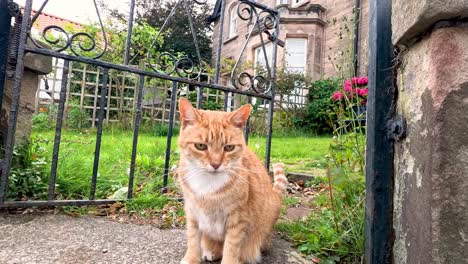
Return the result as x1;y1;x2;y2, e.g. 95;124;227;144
127;74;145;199
244;96;252;144
223;91;229;111
0;0;31;203
30;0;48;26
124;0;135;65
196;86;203;109
0;0;280;207
162;81;179;190
213;0;226;86
0;199;123;208
89;68;109;200
0;0;12;113
264;13;280;170
184;3;203;65
241;0;278;14
365;0;394;262
24;47;274;100
48;59;70;200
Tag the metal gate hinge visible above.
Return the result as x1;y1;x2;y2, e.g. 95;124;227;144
263;30;285;47
8;1;20;17
388;115;407;141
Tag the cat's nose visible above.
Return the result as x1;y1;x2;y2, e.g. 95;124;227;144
210;163;221;170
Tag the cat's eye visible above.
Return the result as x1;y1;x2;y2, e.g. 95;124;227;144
224;145;235;152
194;143;208;151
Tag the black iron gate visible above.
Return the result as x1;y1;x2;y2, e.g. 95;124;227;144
0;0;397;262
0;0;280;207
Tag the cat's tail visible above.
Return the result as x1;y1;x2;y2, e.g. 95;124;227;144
272;162;288;195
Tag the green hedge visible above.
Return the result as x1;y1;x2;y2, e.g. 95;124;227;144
294;78;342;134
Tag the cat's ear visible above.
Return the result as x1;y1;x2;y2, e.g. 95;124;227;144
179;98;200;128
229;104;252;128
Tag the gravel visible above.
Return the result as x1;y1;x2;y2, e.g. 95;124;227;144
0;214;311;264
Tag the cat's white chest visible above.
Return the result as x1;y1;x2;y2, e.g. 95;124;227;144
184;168;230;196
194;208;226;241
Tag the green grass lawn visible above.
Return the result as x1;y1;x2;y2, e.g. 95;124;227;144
30;129;331;200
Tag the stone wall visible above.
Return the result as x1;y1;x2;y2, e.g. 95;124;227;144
317;0;369;77
1;45;52;144
392;1;468;263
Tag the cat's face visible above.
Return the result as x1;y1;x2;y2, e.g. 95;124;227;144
178;98;251;174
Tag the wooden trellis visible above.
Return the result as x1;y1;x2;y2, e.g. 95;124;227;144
35;59;224;128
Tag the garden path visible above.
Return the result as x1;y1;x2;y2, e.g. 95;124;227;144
0;214;311;264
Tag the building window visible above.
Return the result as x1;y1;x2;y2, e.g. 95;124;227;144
276;0;288;5
285;38;307;73
285;38;308;105
254;43;273;70
229;5;237;38
292;0;308;7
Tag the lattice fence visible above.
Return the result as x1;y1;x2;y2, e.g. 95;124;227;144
35;58;225;128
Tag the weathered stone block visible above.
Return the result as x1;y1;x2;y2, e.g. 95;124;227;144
393;26;468;263
392;0;468;45
1;47;52;144
23;53;52;75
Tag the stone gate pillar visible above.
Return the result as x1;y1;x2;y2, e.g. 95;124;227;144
1;42;52;145
392;1;468;263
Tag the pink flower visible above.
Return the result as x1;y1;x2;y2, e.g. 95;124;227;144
361;99;367;106
332;91;344;101
344;80;353;92
357;77;368;86
352;77;359;85
356;88;368;97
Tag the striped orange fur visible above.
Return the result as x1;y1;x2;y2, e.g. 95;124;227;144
177;98;287;264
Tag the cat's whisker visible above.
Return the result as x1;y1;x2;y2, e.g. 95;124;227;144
226;169;252;187
229;166;262;174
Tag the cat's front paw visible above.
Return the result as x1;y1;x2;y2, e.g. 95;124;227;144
180;259;200;264
202;249;222;262
180;257;200;264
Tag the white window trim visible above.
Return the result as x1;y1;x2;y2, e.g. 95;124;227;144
284;38;308;106
228;5;238;38
291;0;310;8
254;43;273;70
285;38;308;73
276;0;288;6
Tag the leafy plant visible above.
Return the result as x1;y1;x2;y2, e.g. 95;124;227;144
32;113;52;131
300;78;343;134
66;99;91;131
7;138;49;200
277;9;366;262
153;123;180;137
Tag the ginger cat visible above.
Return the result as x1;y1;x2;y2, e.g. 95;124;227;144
177;98;287;264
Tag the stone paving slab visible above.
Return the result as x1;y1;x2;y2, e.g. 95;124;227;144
0;214;311;264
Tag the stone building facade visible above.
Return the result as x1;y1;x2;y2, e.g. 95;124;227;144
209;0;369;83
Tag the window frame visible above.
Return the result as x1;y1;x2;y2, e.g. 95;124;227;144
228;4;238;38
284;38;308;73
254;42;274;70
291;0;309;8
284;38;308;105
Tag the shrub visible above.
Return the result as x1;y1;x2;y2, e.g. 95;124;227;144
7;138;49;200
153;123;180;137
66;102;91;131
32;113;52;131
292;78;342;134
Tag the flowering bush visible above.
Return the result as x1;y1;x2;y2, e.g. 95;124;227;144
332;76;368;106
295;78;343;134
